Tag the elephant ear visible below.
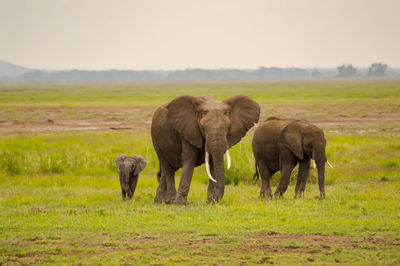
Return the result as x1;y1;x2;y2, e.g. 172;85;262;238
280;121;304;160
167;95;203;148
115;154;128;168
132;155;147;176
223;95;260;147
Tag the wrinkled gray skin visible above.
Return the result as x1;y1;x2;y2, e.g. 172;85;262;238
151;95;260;204
115;154;147;200
252;117;327;199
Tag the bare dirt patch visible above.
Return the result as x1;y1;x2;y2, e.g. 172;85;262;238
0;107;153;133
241;233;398;254
3;233;398;264
259;104;400;131
0;104;400;134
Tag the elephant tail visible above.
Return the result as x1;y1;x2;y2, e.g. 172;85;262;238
253;160;259;183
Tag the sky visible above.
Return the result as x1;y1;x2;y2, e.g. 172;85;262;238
0;0;399;70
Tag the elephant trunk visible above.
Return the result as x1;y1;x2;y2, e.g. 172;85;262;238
211;151;225;201
205;136;228;202
313;148;326;199
316;161;326;199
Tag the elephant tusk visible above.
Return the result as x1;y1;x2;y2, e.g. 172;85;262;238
205;152;217;183
327;160;333;168
225;150;231;169
312;160;316;169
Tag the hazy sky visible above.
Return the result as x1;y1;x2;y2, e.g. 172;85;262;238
1;0;399;70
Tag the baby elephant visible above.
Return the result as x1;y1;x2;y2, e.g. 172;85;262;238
252;117;331;199
115;154;147;200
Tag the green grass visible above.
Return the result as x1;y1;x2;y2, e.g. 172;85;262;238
1;174;399;264
1;78;400;108
1;131;400;264
1;131;399;185
1;79;400;264
0;131;157;177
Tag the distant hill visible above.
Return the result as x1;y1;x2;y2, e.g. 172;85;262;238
0;60;31;79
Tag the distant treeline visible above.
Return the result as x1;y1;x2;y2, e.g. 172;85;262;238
4;66;400;81
16;67;311;81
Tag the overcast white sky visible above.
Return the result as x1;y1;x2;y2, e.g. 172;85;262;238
1;0;399;70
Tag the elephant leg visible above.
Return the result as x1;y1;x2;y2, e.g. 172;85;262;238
154;160;172;203
295;159;310;198
258;161;274;199
119;172;131;200
275;163;295;199
122;184;132;199
121;185;127;200
128;174;139;199
175;142;198;205
165;167;176;204
154;173;166;203
174;163;195;205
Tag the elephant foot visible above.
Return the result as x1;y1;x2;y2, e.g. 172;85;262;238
164;194;177;204
173;196;189;205
154;198;164;204
164;198;175;204
207;194;221;204
260;190;273;200
154;194;166;204
206;198;217;204
274;192;284;200
315;192;326;200
295;191;305;199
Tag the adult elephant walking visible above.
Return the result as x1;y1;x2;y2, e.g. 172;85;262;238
151;95;260;204
252;117;331;199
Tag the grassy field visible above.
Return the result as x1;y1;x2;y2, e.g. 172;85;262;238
1;79;400;264
1;78;400;108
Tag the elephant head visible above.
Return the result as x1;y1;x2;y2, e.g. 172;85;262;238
167;95;260;200
116;155;147;177
115;154;147;199
280;121;327;198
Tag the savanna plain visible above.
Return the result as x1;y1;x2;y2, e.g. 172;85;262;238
1;79;400;265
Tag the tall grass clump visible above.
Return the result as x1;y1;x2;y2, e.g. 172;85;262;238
0;151;25;175
0;131;157;177
225;136;255;185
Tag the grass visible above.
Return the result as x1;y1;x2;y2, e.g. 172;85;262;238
0;79;400;264
0;131;157;177
1;131;399;185
1;78;400;108
1;174;399;264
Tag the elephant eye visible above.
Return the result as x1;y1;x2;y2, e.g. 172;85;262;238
307;143;313;148
202;110;208;116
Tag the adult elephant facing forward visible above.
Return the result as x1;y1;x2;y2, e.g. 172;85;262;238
151;95;260;204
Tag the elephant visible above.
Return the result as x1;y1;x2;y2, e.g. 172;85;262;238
115;154;147;200
252;117;331;199
151;94;260;204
